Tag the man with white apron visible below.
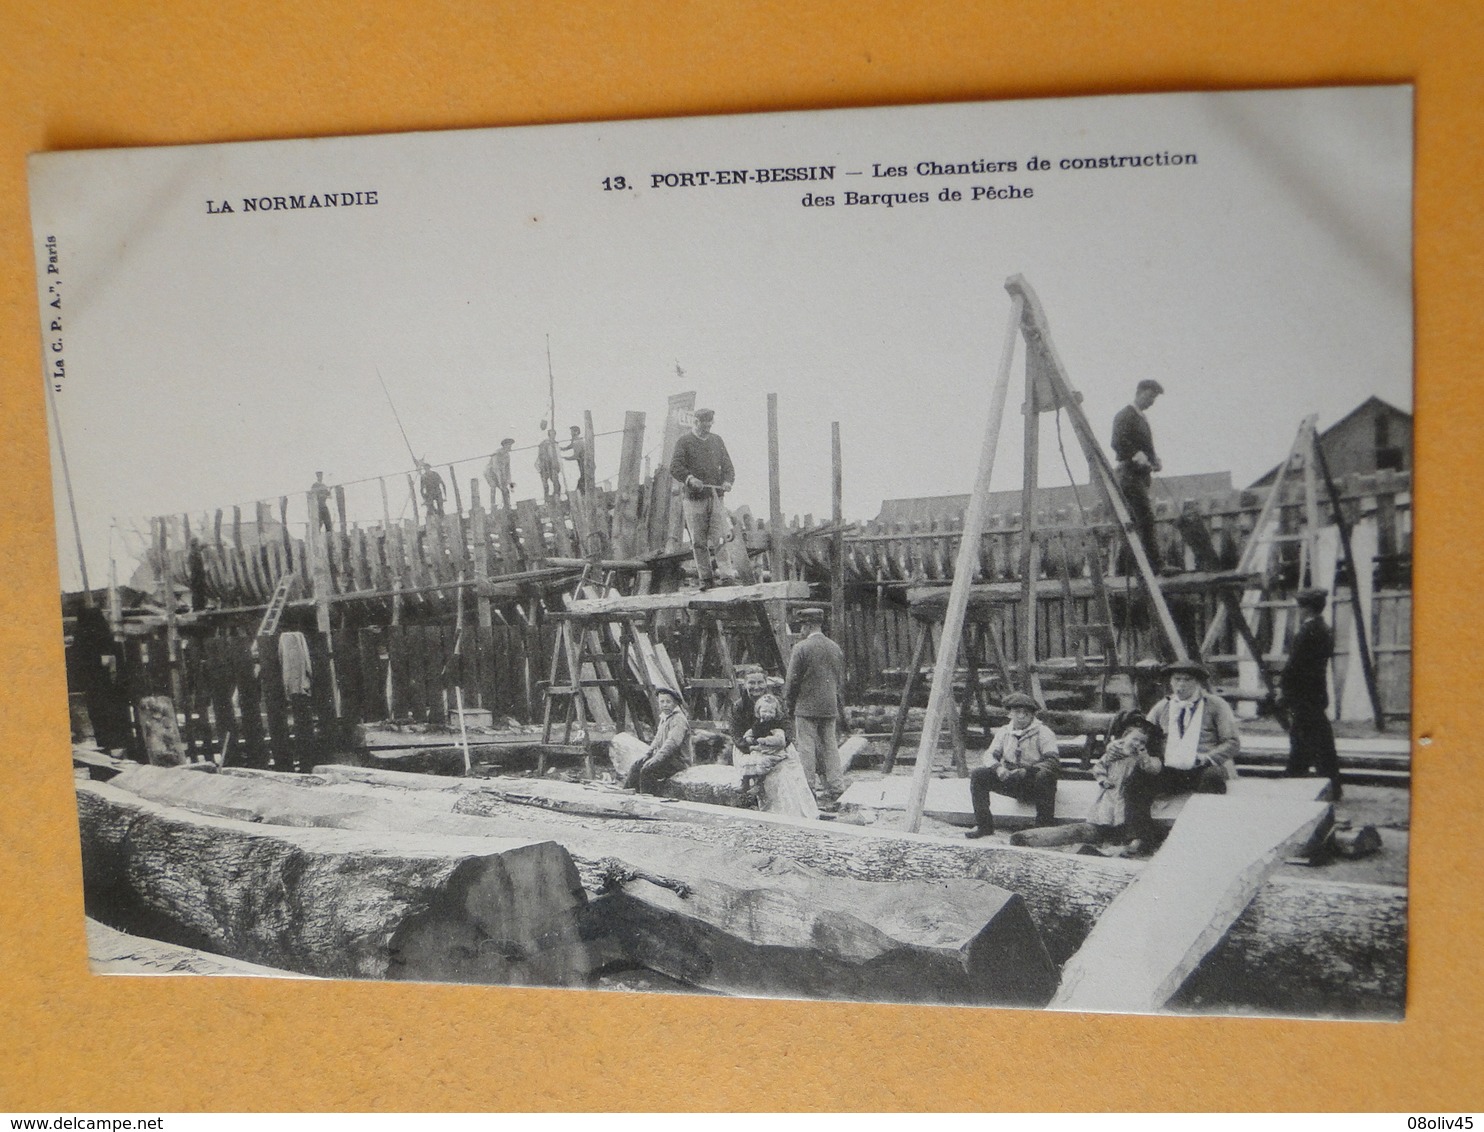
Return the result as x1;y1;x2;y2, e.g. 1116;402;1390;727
1131;660;1241;839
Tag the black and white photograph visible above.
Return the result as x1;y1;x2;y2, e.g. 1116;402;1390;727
33;85;1412;1018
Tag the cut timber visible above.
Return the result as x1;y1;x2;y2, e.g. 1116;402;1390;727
102;765;1056;1007
294;764;1403;1015
87;917;316;979
566;580;810;615
76;778;590;986
591;835;1059;1006
1051;792;1331;1014
839;774;1331;829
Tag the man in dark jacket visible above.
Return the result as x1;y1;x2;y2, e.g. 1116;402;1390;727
783;607;847;809
669;407;735;590
1111;379;1164;570
1281;587;1342;799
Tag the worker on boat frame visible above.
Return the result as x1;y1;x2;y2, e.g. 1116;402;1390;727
669;407;736;591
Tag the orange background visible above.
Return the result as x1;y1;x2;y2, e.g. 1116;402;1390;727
1;0;1478;1112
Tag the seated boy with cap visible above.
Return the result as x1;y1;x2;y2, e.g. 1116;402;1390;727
624;686;694;794
965;692;1061;838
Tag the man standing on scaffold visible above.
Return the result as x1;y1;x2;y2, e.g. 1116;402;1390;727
670;407;736;591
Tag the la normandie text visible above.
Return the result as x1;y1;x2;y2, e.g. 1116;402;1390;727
206;191;379;214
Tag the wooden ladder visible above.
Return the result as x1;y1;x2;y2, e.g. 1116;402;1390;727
256;573;294;637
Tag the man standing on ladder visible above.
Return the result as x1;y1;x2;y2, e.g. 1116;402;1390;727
670;407;735;590
1111;379;1165;571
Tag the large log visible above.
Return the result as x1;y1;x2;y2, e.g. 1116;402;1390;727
102;766;1057;1007
76;779;591;986
215;764;1405;1015
421;771;1403;1016
86;917;317;979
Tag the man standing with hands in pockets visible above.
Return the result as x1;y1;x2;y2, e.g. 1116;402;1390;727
784;607;848;812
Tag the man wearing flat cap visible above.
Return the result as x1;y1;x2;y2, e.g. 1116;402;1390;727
624;686;694;794
670;408;735;591
1281;587;1341;799
783;607;847;810
965;692;1062;839
1144;659;1240;793
1111;379;1165;571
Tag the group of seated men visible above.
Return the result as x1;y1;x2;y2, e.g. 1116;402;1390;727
621;607;848;812
966;658;1241;851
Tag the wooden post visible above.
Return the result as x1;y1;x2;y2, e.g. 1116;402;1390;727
307;492;342;718
156;518;183;706
613;410;646;558
831;421;845;641
469;489;493;630
660;391;696;554
768;393;784;581
905;291;1022;833
1019;357;1041;697
1313;441;1386;731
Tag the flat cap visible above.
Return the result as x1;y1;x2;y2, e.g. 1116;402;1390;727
1296;587;1329;610
1003;692;1042;712
694;407;715;421
796;607;826;622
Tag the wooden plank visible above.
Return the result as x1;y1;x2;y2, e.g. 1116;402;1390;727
613;410;647;559
1050;792;1330;1013
840;773;1331;828
567;580;809;615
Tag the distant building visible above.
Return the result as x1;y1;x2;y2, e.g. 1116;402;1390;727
874;471;1234;527
1250;396;1412;488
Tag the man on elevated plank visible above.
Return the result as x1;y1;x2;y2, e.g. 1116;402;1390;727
485;438;515;511
669;407;735;591
623;686;694;794
1111;378;1166;572
965;692;1061;839
1133;661;1241;841
1281;587;1342;801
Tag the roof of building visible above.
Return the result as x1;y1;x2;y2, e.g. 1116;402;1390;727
874;471;1234;527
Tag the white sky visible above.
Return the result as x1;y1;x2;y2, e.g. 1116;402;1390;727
32;86;1413;591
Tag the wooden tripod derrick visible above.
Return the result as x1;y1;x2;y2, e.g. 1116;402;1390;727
1197;415;1386;730
903;276;1189;832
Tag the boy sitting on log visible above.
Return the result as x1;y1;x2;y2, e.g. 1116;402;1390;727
623;687;694;794
965;692;1061;839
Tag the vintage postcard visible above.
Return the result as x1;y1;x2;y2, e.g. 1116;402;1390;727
32;86;1412;1017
